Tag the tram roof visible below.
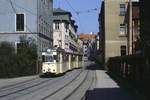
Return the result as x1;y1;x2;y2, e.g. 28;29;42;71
46;47;65;52
43;47;83;56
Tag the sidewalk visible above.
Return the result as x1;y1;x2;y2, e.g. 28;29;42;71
85;70;137;100
0;75;38;89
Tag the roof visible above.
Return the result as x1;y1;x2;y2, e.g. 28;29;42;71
53;15;71;23
79;34;97;39
53;8;72;22
53;8;71;15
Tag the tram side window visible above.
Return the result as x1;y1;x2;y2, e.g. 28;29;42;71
63;54;69;62
54;55;59;62
79;56;82;61
46;56;54;62
71;55;75;61
66;55;69;61
63;54;66;62
42;55;45;62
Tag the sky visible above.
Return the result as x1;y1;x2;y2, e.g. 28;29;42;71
54;0;101;34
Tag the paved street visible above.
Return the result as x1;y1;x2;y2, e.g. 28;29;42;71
0;62;139;100
85;66;138;100
0;61;95;100
0;76;38;89
0;0;147;100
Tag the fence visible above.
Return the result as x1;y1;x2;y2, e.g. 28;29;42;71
107;54;150;98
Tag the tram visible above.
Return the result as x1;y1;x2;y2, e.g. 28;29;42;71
41;47;83;75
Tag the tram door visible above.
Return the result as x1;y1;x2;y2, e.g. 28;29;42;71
73;55;76;68
71;55;74;68
56;52;62;73
79;55;83;68
62;53;68;72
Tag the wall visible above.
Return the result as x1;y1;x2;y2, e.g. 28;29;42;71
0;0;37;33
0;0;54;66
104;0;127;63
38;0;53;52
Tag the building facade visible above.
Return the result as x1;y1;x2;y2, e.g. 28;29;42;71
79;34;97;61
125;1;140;54
99;1;105;64
0;0;53;58
103;0;128;64
53;8;79;53
77;38;83;54
99;0;140;65
140;0;150;76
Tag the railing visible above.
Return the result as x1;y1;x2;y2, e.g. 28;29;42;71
107;54;150;99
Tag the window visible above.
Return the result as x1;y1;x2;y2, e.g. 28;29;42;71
120;24;126;36
65;23;69;32
120;45;126;56
84;54;87;57
120;4;125;16
55;22;60;30
39;24;41;33
45;56;54;62
16;14;25;31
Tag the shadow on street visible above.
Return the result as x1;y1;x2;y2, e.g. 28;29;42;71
84;88;136;100
84;62;138;100
86;62;105;70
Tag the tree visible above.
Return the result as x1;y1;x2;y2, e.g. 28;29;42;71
0;35;38;78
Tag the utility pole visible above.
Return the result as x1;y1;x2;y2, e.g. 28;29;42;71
129;0;133;54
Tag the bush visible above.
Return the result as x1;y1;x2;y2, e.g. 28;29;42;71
0;37;37;78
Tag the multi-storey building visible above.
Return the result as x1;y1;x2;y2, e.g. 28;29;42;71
96;33;100;52
100;0;128;64
77;38;83;54
99;0;140;65
125;1;140;54
140;0;150;53
140;0;150;76
53;8;78;53
0;0;53;59
99;1;105;65
79;34;97;61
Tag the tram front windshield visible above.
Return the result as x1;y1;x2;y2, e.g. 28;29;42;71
44;56;54;62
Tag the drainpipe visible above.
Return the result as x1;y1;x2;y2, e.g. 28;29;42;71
129;0;133;54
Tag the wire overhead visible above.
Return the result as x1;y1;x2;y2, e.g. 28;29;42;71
9;0;17;13
65;0;98;15
65;0;86;32
7;0;40;40
65;0;77;14
76;8;98;15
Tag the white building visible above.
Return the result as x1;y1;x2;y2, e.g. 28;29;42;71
53;8;78;53
0;0;53;59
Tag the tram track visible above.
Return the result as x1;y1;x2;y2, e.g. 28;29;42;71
0;69;82;100
0;76;39;90
41;70;94;100
80;70;96;100
0;78;51;98
63;70;92;100
0;77;44;92
44;70;96;100
18;69;84;100
41;70;88;100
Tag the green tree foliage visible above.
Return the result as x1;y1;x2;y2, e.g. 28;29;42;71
0;36;37;78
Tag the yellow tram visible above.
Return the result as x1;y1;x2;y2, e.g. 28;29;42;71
41;48;83;75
